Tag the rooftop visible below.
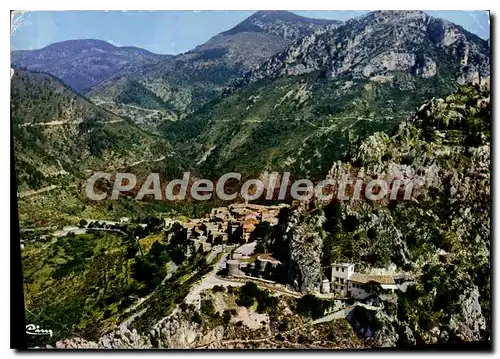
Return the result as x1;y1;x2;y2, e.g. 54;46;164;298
332;263;355;268
349;273;395;285
234;242;257;256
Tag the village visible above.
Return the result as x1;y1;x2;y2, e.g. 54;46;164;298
167;203;415;303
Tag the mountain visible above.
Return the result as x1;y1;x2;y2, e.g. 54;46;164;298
11;39;166;93
265;80;491;345
86;11;342;116
181;10;342;72
12;12;341;117
11;68;178;190
161;10;490;180
244;11;489;84
147;10;340;100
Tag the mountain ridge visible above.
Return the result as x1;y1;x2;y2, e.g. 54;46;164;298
160;10;490;180
11;39;168;93
241;10;490;85
13;38;162;56
12;11;492;349
12;11;343;112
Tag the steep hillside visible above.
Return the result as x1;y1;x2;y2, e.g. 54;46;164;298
11;69;176;194
88;11;341;115
161;11;490;180
87;77;179;132
266;80;491;345
11;39;165;93
244;11;490;84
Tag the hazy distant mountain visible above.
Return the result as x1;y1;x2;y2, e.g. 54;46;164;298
11;39;166;93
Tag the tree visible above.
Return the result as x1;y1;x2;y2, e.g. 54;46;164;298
236;282;260;307
131;256;165;290
222;310;231;325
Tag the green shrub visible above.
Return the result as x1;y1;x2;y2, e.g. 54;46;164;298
212;285;225;293
222;310;232;324
191;311;202;324
200;299;217;317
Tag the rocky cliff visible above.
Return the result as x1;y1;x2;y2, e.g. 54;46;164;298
268;79;490;345
246;11;489;84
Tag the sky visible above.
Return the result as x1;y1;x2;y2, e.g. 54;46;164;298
11;10;490;55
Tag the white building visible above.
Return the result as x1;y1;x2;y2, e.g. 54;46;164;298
347;273;396;299
330;263;408;299
331;263;355;296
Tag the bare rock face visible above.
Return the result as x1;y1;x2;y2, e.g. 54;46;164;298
399;325;417;346
415;57;437;78
247;10;489;84
280;205;325;292
448;286;486;342
361;52;416;78
153;314;225;349
49;311;225;349
49;338;100;349
347;306;399;348
50;328;151;349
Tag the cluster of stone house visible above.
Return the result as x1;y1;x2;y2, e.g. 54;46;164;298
211;203;285;242
165;203;286;263
170;203;285;246
166;203;414;300
319;263;412;299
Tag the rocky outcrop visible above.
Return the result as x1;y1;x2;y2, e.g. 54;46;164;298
49;328;151;349
448;286;486;342
202;11;341;70
247;11;489;85
275;82;491;346
49;310;225;349
280;205;325;292
347;306;398;348
399;325;417;346
152;313;225;349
